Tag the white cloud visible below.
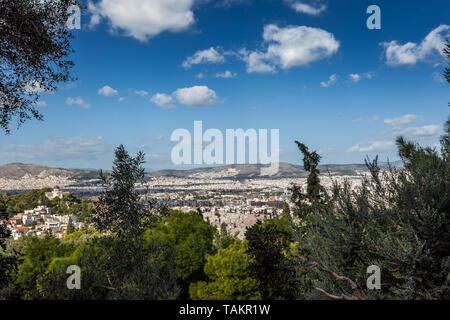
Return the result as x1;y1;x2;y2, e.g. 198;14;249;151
382;25;450;66
239;49;276;73
182;47;225;69
173;85;219;107
216;70;237;78
196;72;205;79
384;114;419;126
98;85;118;97
320;74;337;87
88;0;196;42
134;90;149;96
348;141;395;152
240;24;339;73
349;73;361;83
65;97;91;109
393;124;442;138
349;72;373;83
288;1;327;15
0;136;108;161
150;93;175;109
118;97;126;102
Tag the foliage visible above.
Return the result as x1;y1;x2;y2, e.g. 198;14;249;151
213;223;235;252
0;0;80;133
289;141;327;220
190;241;259;300
66;218;75;235
1;189;93;223
299;122;450;299
92;145;152;240
144;210;216;298
13;236;74;299
0;197;12;289
245;219;312;299
37;235;179;300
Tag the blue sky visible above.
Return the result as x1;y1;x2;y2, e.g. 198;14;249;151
0;0;449;170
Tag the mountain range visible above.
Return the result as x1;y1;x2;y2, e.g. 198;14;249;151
0;162;381;180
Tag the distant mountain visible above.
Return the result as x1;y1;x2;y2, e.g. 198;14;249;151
0;162;369;181
0;163;99;180
148;162;368;179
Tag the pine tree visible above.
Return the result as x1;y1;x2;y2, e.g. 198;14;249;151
289;141;327;219
66;217;75;235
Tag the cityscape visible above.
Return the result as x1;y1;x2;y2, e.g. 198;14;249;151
0;0;448;307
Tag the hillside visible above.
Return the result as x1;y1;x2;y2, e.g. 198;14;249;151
0;162;373;182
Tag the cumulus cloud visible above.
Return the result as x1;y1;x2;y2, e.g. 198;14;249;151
88;0;196;42
65;97;91;109
182;47;225;69
216;70;237;78
384;114;419;126
320;74;337;87
98;85;118;97
349;74;361;83
348;141;395;152
349;72;373;83
287;1;327;15
173;86;219;107
0;136;108;161
150;93;175;109
240;24;339;73
382;25;450;66
239;49;276;73
393;124;442;138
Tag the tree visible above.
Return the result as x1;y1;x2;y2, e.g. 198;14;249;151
0;0;80;133
14;236;73;298
144;210;216;299
66;218;75;235
37;235;179;300
280;202;292;223
213;223;235;251
289;141;327;220
190;241;259;300
0;197;9;250
444;40;450;87
0;197;12;288
245;219;311;299
92;145;151;242
300;120;449;299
